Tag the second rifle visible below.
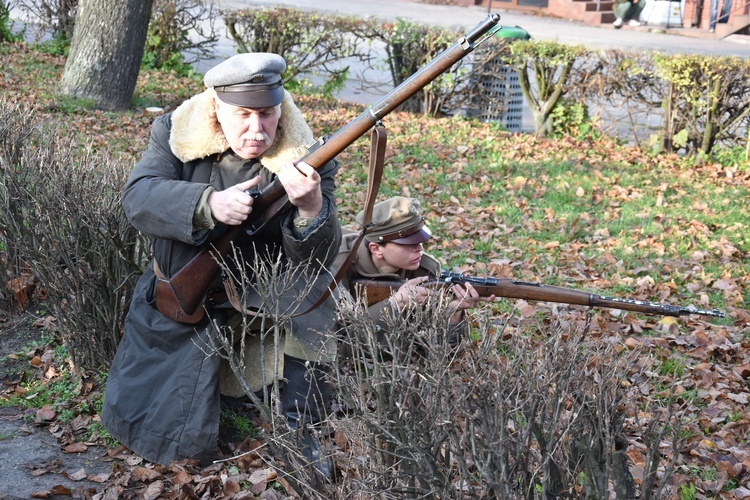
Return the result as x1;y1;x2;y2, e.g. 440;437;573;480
350;270;726;319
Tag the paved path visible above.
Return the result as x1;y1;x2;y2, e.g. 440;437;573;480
219;0;750;56
212;0;749;113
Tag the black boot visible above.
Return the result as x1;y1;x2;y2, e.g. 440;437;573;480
281;354;334;481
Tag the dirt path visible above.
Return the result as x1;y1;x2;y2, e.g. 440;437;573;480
0;411;112;499
0;314;114;499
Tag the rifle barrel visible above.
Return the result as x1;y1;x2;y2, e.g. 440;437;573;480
440;273;725;318
300;13;501;169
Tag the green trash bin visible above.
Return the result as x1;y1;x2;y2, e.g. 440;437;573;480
471;25;529;130
493;25;531;40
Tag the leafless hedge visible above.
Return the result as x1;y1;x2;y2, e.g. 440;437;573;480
328;294;685;498
0;99;147;370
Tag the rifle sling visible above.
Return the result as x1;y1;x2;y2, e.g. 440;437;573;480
223;124;387;318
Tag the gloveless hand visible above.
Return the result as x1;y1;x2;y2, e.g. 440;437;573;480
207;176;262;225
276;161;323;218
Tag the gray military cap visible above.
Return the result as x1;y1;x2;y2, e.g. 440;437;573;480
204;53;286;108
356;196;432;245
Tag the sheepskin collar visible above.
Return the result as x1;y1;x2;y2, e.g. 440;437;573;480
168;88;314;174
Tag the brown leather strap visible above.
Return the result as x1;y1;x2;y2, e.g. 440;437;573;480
290;124;387;316
153;260;207;324
300;125;386;311
223;272;263;319
153;259;165;280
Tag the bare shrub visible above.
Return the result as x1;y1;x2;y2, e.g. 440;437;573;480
332;294;686;497
591;49;667;149
223;6;375;97
205;245;341;496
352;18;466;115
14;0;76;40
0;99;147;370
143;0;220;73
450;36;518;123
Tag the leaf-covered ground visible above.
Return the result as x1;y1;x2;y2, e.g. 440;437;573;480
1;42;749;498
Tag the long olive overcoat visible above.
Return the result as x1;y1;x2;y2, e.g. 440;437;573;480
101;89;342;466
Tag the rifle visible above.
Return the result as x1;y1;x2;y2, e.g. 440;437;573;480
154;15;503;323
350;270;726;318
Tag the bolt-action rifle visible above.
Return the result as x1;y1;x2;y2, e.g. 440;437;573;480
153;15;503;323
350;270;725;318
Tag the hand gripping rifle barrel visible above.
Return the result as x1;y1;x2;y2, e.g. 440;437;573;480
154;14;503;323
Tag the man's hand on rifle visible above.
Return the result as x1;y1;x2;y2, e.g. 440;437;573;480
276;160;323;218
391;276;431;310
390;277;494;324
207;177;262;225
448;283;494;324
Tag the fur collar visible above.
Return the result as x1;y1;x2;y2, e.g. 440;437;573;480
168;88;314;174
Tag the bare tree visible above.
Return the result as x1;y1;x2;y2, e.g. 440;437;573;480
58;0;152;110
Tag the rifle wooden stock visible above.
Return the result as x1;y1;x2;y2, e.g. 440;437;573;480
154;14;502;322
350;273;726;319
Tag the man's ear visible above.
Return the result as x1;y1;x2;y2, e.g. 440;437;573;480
368;241;383;258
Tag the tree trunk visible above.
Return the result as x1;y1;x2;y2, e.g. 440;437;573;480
58;0;153;111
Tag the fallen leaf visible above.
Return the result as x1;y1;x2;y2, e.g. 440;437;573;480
726;393;749;404
35;405;56;422
63;442;88;453
67;468;87;481
132;466;162;481
88;472;112;483
143;480;164;500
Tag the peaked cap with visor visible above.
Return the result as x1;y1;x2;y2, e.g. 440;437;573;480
356;196;432;245
204;53;286;108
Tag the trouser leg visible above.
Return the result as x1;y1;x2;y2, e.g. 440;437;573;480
710;0;720;28
281;354;334;480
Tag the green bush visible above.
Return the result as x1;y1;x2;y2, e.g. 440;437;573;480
550;98;599;139
0;1;23;43
654;53;750;158
504;39;593;137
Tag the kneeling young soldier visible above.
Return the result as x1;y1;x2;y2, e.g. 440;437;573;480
334;196;493;353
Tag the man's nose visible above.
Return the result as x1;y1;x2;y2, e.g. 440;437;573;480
247;113;262;132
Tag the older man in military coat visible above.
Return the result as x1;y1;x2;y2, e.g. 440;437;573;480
101;53;341;476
